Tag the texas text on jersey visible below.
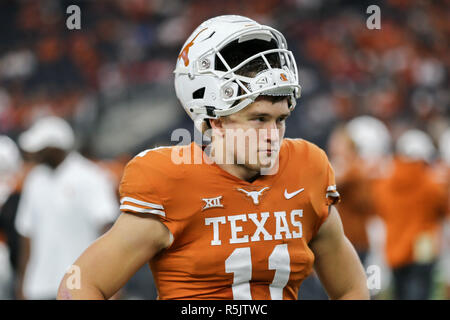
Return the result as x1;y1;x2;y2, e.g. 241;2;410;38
119;138;340;300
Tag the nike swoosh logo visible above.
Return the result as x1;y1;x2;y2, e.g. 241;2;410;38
284;188;305;199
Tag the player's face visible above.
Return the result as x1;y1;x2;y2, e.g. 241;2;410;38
37;147;68;169
328;129;357;162
214;97;290;171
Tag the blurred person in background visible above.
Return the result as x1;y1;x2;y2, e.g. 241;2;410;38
14;116;118;299
345;116;393;180
343;115;395;298
437;128;450;299
328;125;375;266
0;135;23;299
372;129;448;300
0;136;22;209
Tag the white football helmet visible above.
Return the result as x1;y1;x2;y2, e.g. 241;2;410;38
174;15;301;132
346;116;392;160
396;129;435;162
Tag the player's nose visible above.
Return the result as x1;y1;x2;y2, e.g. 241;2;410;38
260;123;280;146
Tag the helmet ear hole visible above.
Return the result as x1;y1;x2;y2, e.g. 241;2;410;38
193;87;206;99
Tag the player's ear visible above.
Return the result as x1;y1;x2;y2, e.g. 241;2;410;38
209;118;221;129
209;117;227;137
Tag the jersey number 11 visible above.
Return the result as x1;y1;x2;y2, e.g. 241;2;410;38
225;244;290;300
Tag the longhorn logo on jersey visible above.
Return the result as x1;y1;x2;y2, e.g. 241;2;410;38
237;187;269;205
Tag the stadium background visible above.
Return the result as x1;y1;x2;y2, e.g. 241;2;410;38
0;0;448;299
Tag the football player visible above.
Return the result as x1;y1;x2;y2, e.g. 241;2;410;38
373;129;448;299
57;15;369;300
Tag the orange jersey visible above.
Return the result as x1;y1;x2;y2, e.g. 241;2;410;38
335;160;374;252
119;138;339;300
372;158;448;268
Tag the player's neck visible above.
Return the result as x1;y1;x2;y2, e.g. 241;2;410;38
215;162;261;183
207;139;261;182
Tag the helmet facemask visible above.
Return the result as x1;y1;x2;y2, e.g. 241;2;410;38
192;35;300;119
216;38;298;105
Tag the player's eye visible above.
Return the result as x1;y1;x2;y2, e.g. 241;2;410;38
276;116;287;124
252;117;267;122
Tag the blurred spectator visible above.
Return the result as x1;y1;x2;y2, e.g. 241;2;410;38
0;160;34;300
372;129;448;299
0;136;22;206
342;115;395;298
0;135;23;299
0;136;36;299
328;125;374;265
14;116;118;299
